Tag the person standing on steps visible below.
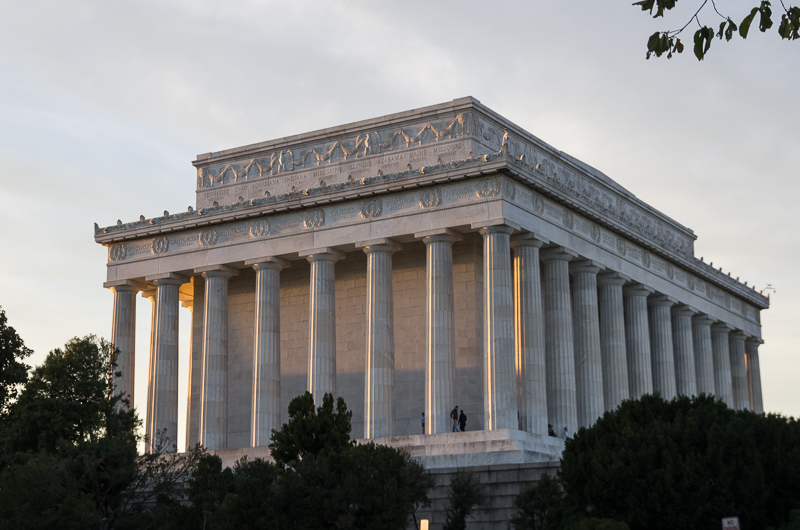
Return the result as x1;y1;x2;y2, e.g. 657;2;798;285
458;409;467;432
450;405;459;432
421;412;425;434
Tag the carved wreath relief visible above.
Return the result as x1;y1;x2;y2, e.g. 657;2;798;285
109;244;126;262
304;209;325;229
419;188;442;209
250;219;269;238
199;229;218;247
475;177;501;199
360;199;382;219
151;237;169;255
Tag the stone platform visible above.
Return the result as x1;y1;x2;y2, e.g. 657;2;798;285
210;428;563;470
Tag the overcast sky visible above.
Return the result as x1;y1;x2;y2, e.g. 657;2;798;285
1;1;797;448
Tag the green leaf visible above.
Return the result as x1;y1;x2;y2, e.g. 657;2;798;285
725;19;738;41
693;27;713;60
717;21;727;39
740;8;759;38
759;0;774;32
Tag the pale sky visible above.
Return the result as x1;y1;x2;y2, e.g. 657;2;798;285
1;1;797;449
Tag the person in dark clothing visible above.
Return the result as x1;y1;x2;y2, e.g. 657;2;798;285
458;410;467;432
451;406;459;432
548;424;557;437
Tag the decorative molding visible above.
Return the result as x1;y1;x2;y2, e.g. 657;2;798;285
250;219;269;238
419;188;442;209
199;229;218;247
151;237;168;255
109;244;126;262
304;209;325;229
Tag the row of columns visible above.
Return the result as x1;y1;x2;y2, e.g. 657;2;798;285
108;225;764;452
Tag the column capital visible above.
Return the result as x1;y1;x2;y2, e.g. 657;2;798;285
623;283;654;298
570;259;602;275
510;231;548;249
692;313;716;326
540;246;579;262
711;322;734;334
597;271;631;286
299;247;345;263
671;304;697;317
356;238;402;254
729;330;748;341
477;224;516;237
745;336;764;347
195;265;239;279
246;257;289;271
472;218;520;233
146;272;189;286
104;279;145;292
415;228;462;244
648;294;677;308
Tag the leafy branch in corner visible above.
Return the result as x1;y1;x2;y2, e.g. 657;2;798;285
633;0;800;60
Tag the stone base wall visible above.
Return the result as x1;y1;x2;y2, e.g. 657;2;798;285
413;462;560;530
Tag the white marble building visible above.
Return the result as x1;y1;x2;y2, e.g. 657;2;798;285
96;98;767;466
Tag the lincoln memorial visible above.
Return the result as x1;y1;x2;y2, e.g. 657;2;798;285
95;97;767;468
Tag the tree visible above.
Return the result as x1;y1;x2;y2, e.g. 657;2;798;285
556;394;800;530
0;336;200;530
0;306;33;419
268;391;353;466
442;469;486;530
634;0;800;60
511;473;565;530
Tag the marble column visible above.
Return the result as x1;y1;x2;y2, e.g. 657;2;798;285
182;299;194;452
623;283;654;398
300;248;344;406
247;257;288;447
570;259;604;428
479;225;517;431
143;290;156;447
360;240;400;439
692;314;716;395
417;229;459;434
597;272;630;411
540;246;578;435
711;323;734;407
511;234;548;435
107;280;139;406
671;305;697;397
648;295;677;400
144;273;186;453
197;265;238;451
729;331;749;411
745;338;764;414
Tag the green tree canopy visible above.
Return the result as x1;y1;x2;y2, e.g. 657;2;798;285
0;307;33;419
556;394;800;530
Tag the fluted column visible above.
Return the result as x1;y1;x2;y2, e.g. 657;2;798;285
729;331;749;411
623;283;654;398
671;305;697;397
711;323;734;407
144;273;186;453
417;229;459;434
745;338;764;413
197;265;238;450
648;295;677;400
511;234;547;435
570;260;604;428
143;290;156;446
247;258;288;447
540;246;578;435
479;225;517;431
300;248;344;406
183;300;194;451
692;314;716;395
360;240;400;439
597;272;630;411
107;280;139;406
